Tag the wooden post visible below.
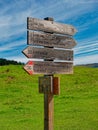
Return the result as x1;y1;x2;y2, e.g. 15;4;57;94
44;17;54;130
44;75;54;130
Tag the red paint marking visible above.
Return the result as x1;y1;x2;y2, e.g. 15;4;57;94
23;61;34;75
28;61;34;65
28;70;33;75
23;66;33;75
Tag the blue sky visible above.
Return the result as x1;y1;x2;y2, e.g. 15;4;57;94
0;0;98;65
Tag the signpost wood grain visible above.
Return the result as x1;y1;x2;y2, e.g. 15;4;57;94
27;17;77;36
39;76;53;94
27;31;77;49
39;77;60;95
22;46;73;61
23;61;73;75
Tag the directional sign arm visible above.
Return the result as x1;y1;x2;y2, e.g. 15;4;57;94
27;17;77;36
24;61;73;75
27;31;77;49
22;46;73;61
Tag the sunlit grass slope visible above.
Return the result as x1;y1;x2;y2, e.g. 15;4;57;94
0;65;98;130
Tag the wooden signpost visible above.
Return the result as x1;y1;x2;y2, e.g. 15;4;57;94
22;17;77;130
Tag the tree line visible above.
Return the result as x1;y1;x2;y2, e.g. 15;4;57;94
0;58;24;66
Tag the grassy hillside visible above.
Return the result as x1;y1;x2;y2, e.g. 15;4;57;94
0;65;98;130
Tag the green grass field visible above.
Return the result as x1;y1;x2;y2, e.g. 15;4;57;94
0;65;98;130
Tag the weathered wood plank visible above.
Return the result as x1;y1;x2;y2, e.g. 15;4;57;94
39;76;60;95
22;46;73;61
23;61;73;75
39;76;53;94
27;17;77;36
27;31;77;49
53;77;60;95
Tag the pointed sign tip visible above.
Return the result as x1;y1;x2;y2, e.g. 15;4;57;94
23;61;34;75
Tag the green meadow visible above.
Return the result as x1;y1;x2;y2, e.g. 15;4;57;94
0;65;98;130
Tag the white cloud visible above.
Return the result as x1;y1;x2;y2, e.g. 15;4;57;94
0;39;25;52
74;54;98;65
7;56;28;63
7;55;43;63
74;41;98;54
0;0;98;65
